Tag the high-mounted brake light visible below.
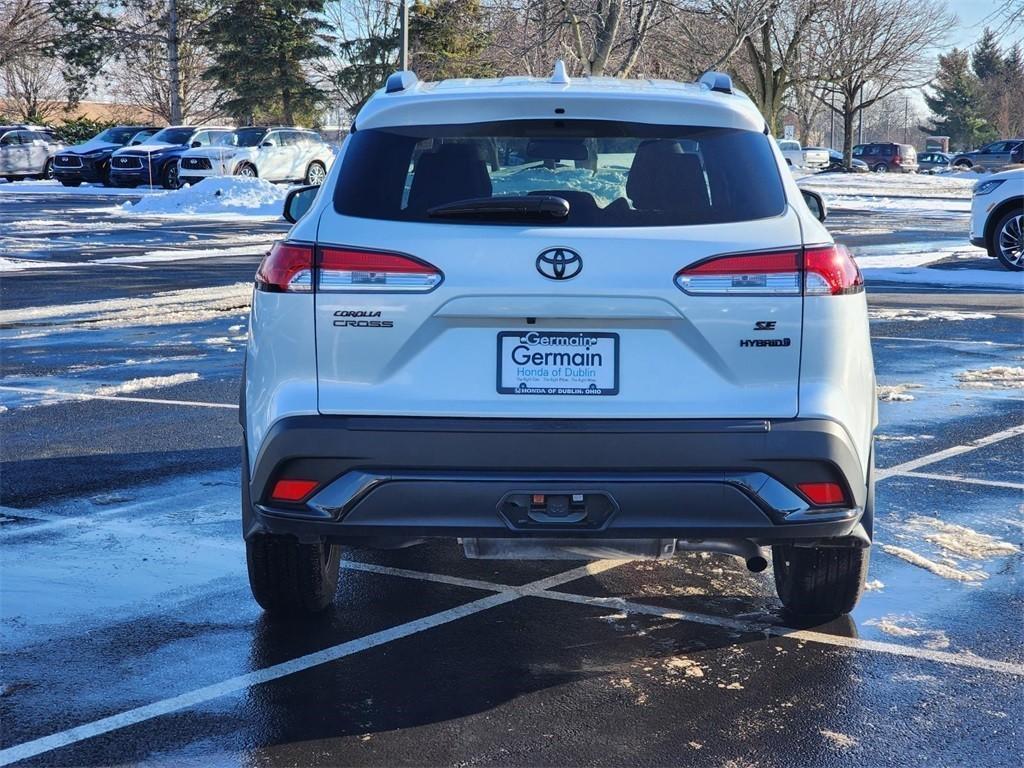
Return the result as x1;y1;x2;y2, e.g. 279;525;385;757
256;241;313;292
674;245;862;296
797;482;846;506
804;244;863;295
269;479;319;502
318;247;442;292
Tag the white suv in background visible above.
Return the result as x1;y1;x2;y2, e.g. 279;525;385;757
177;126;334;186
970;169;1023;270
242;66;877;620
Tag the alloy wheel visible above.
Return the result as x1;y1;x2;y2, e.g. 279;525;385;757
306;163;326;185
998;214;1023;269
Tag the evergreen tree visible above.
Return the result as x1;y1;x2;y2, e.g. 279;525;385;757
333;15;400;117
409;0;492;81
922;49;994;150
1002;42;1024;137
971;28;1003;80
203;0;327;125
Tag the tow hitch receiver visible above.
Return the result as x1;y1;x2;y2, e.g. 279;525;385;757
498;491;617;531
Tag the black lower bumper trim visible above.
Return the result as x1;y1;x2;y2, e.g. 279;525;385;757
244;416;867;544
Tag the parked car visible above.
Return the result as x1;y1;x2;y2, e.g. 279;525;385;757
242;66;877;620
851;142;918;173
1011;142;1023;165
108;126;233;188
177;126;333;186
951;139;1024;171
52;125;156;187
816;148;868;173
0;125;64;181
775;139;828;170
970;168;1023;270
917;151;952;174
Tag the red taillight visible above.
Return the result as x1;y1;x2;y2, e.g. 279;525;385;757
804;244;863;296
676;245;862;297
256;241;313;292
675;250;802;295
270;479;319;502
797;482;846;506
318;247;442;292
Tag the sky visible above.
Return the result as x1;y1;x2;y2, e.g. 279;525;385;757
946;0;1021;49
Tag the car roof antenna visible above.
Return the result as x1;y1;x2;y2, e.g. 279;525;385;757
550;60;570;86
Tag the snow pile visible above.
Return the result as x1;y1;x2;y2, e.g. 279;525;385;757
877;384;921;402
880;544;987;582
907;517;1018;560
122;176;287;218
869;307;995;322
955;366;1024;390
798;172;975;198
92;373;200;396
490;166;628;206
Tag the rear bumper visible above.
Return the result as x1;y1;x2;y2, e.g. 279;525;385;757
245;416;869;545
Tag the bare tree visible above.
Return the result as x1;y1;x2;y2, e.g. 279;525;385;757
0;1;52;68
814;0;954;168
1;52;67;123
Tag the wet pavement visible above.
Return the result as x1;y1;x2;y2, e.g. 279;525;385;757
1;191;1022;767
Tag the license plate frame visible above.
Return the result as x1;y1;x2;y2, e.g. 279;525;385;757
496;330;619;396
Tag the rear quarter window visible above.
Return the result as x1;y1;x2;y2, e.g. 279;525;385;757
333;120;786;227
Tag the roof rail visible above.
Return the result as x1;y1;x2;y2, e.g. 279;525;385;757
386;70;418;94
698;71;733;95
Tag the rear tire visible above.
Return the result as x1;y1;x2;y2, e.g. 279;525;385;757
246;533;341;615
40;158;54;180
873;162;888;173
773;545;869;619
162;162;181;189
304;160;326;185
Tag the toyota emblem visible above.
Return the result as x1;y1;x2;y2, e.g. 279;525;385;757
536;247;582;280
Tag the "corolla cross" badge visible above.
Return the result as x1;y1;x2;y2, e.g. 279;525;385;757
536;247;582;280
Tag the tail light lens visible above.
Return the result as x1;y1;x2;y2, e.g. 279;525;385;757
675;250;802;295
319;247;442;292
256;241;314;292
804;244;863;295
797;482;846;506
675;245;862;297
255;243;442;293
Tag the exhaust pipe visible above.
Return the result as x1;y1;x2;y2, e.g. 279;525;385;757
745;556;768;573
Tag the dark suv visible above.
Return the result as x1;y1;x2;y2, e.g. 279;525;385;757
52;125;156;187
108;126;232;188
852;142;918;173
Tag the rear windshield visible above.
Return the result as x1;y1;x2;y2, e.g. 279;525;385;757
334;120;786;227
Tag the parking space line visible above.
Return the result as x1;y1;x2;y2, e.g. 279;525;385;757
900;471;1024;491
0;385;236;410
877;423;1024;480
0;560;624;767
529;591;1024;677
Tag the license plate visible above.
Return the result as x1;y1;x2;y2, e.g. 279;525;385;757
497;331;619;395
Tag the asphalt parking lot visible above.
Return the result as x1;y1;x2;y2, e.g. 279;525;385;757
1;186;1022;767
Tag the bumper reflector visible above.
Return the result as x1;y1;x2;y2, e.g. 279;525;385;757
270;479;319;502
797;482;846;506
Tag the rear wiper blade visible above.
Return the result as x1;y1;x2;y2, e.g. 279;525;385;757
426;195;569;220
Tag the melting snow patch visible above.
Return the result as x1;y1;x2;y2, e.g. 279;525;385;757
864;579;885;591
906;517;1018;559
880;544;987;582
876;434;933;442
122;176;287;218
92;373;200;396
869;307;995;322
955;366;1024;390
819;730;858;750
877;384;921;402
864;616;950;649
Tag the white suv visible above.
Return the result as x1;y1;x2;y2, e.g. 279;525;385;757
243;66;877;619
970;169;1023;270
177;126;333;186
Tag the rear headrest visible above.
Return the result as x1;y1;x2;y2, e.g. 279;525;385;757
627;141;710;214
407;143;492;213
